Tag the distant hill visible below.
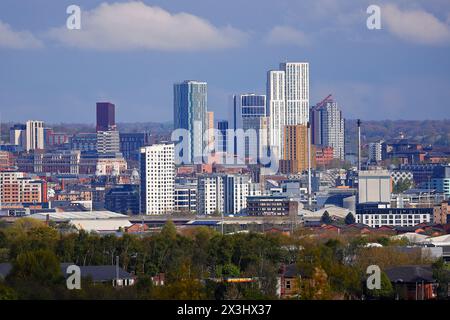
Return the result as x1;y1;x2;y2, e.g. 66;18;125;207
346;119;450;148
2;120;450;148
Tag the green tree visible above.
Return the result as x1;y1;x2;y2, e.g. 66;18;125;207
0;282;17;300
344;213;356;225
8;249;62;285
160;220;177;241
321;211;332;224
365;271;394;300
432;258;450;299
393;179;412;193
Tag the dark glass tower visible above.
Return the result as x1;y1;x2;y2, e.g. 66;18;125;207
96;102;116;132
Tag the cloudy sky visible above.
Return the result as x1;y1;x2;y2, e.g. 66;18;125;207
0;0;449;123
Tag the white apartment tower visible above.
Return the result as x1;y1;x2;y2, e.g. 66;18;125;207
197;175;224;215
140;144;175;215
267;62;309;160
267;70;286;159
281;62;310;126
25;120;44;151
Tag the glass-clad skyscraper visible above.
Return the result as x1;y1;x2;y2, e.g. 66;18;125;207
173;80;207;164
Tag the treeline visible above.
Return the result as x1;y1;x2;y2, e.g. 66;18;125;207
346;119;450;147
0;218;445;300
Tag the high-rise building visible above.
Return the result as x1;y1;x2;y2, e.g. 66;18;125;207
217;120;229;153
25;120;44;151
232;93;267;161
9;124;26;148
281;62;310;126
267;62;309;160
173;80;207;164
140;144;175;215
267;70;286;160
197;175;224;215
97;130;120;154
310;96;345;160
368;141;383;163
223;174;250;214
280;125;311;174
96;102;116;132
206;111;215;151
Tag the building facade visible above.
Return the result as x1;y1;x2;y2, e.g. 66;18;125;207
173;80;207;164
140;144;175;215
0;171;47;209
310;96;345;160
358;170;392;204
96;102;116;132
25;120;45;151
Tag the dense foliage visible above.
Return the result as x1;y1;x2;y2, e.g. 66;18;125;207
0;218;438;300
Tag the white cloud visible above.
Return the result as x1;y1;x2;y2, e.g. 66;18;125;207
382;4;450;45
0;20;43;49
264;26;310;46
47;2;247;51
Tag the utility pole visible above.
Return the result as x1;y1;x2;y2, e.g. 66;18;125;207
357;119;362;172
116;255;119;287
307;122;312;208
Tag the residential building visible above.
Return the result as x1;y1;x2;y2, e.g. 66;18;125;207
139;144;175;215
223;174;251;214
267;62;309;159
368;140;384;163
25;120;45;151
356;203;432;228
267;70;286;159
0;171;48;209
281;125;313;174
174;183;197;214
173;80;207;164
197;175;224;215
310;95;345;160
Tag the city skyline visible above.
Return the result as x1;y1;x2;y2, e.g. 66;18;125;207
0;0;450;123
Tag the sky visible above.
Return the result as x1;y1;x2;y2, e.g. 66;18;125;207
0;0;449;124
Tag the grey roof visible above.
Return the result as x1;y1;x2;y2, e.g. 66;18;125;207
385;265;436;283
0;263;12;279
60;263;134;282
0;262;133;282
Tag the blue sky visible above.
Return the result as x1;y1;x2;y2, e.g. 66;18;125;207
0;0;449;123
